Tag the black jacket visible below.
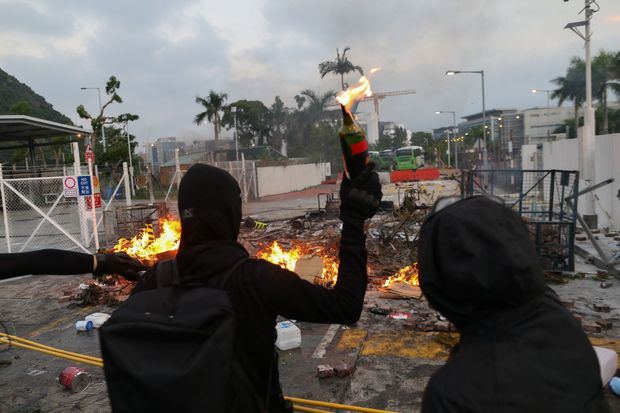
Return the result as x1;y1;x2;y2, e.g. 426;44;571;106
133;164;369;412
418;197;609;413
0;249;93;280
133;220;367;412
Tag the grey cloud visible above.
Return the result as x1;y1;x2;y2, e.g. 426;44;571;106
1;0;619;140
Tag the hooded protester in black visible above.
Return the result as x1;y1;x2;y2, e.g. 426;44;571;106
418;197;609;413
133;163;382;412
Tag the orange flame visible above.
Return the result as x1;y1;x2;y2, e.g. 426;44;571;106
257;241;339;287
382;263;419;288
113;217;181;263
336;76;372;114
336;67;380;114
256;241;302;272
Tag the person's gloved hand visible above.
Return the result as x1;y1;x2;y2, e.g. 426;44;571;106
340;162;383;221
94;252;146;280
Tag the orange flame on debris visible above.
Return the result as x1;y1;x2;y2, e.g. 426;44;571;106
113;217;181;263
257;241;339;287
256;241;302;272
336;67;380;114
382;263;419;288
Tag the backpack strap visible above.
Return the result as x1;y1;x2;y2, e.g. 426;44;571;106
208;257;249;289
155;259;181;311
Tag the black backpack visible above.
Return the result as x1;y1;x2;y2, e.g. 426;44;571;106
99;258;261;413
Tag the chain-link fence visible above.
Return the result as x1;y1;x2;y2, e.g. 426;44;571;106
0;175;91;253
161;159;258;203
461;169;579;271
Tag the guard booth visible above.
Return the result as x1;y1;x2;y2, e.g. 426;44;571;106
0;115;96;253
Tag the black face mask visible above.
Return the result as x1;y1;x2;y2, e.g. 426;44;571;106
177;164;242;251
417;196;546;329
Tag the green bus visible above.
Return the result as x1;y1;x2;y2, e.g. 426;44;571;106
379;150;394;171
393;146;425;171
369;150;394;171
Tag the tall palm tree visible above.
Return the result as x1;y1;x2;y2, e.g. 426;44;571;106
194;91;228;141
552;57;585;138
593;50;620;134
318;47;364;90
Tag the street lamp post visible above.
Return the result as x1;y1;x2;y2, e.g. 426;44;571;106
124;121;135;196
531;89;552;139
435;111;456;168
446;70;487;168
80;87;107;152
564;0;598;225
231;106;239;161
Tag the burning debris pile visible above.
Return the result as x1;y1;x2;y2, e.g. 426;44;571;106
113;217;181;264
256;240;340;288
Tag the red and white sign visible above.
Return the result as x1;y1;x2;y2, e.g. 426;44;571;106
85;144;95;163
63;176;78;198
86;193;101;209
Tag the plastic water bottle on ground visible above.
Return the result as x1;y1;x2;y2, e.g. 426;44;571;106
609;377;620;397
275;321;301;351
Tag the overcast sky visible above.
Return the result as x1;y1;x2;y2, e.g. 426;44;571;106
0;0;619;147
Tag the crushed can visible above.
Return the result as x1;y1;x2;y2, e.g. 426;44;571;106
59;366;91;393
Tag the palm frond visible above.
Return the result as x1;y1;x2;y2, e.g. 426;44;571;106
194;111;208;125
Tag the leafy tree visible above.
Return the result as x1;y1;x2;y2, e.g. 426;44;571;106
9;100;32;115
268;96;289;152
76;76;139;158
222;100;270;147
551;57;585;137
318;47;364;90
375;133;393;151
194;91;228;141
592;50;620;134
96;125;140;172
410;131;433;148
392;126;408;149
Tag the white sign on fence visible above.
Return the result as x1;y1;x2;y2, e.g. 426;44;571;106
63;176;78;198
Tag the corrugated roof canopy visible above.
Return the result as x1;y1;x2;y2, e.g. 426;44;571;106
0;115;91;141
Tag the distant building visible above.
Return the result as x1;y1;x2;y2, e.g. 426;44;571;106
146;137;186;170
432;126;452;140
521;106;580;145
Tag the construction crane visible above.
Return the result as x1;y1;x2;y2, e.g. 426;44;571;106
327;89;416;145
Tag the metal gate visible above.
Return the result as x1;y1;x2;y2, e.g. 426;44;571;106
461;169;579;271
0;171;91;253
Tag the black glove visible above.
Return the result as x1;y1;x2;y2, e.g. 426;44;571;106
340;162;383;220
94;252;146;280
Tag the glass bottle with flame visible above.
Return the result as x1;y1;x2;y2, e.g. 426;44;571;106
336;74;375;180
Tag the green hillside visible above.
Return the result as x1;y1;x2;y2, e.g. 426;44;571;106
0;67;72;124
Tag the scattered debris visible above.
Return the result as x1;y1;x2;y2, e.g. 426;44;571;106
388;312;410;320
369;307;390;316
59;366;91;393
595;319;613;330
74;320;93;332
333;362;354;377
600;282;613;289
593;304;611;313
316;364;335;378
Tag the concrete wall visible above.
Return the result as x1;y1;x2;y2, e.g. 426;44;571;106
256;162;328;197
538;133;620;230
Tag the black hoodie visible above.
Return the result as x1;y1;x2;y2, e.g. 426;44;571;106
418;197;609;413
133;164;369;412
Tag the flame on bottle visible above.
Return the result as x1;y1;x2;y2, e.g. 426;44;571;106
336;67;381;115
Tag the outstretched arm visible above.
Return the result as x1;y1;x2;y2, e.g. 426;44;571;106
0;250;145;281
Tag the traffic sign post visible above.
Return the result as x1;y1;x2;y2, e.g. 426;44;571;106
87;158;99;249
78;176;92;196
85;144;95;163
63;176;78;198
